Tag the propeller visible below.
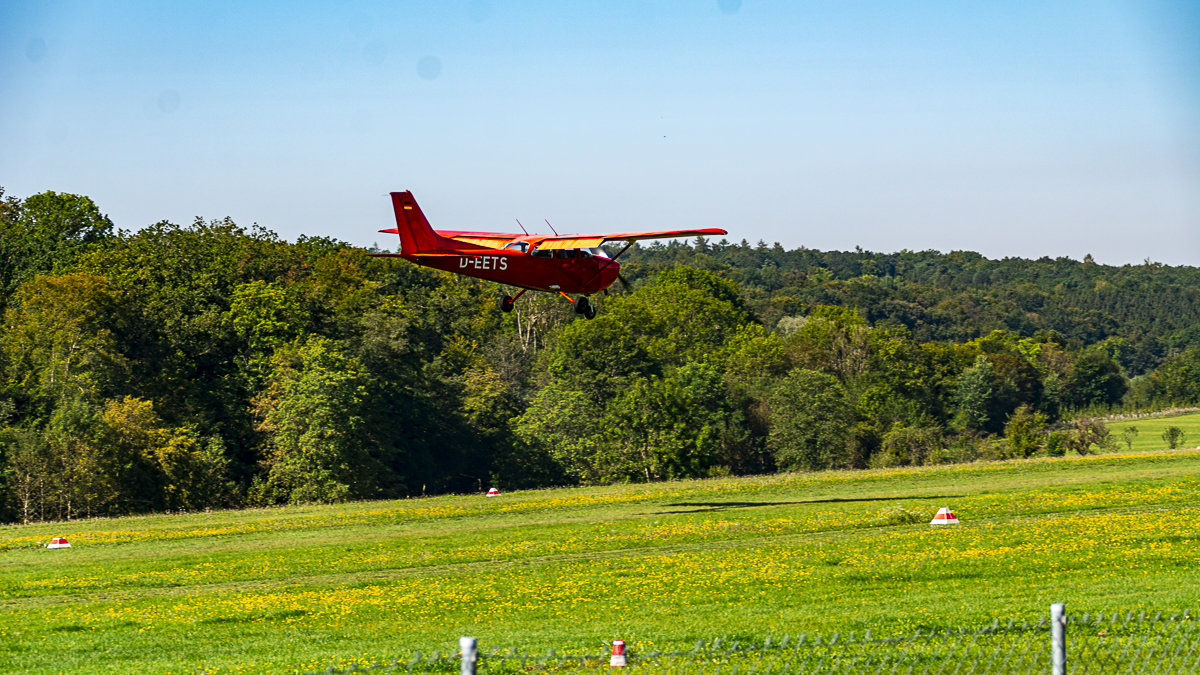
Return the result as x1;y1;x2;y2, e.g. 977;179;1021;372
605;274;633;296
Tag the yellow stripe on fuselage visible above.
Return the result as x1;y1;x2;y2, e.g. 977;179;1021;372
451;237;510;249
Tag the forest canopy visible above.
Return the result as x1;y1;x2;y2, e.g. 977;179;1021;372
3;187;1200;523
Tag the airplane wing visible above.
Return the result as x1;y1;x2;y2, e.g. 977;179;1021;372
377;226;728;251
377;228;521;250
533;228;727;251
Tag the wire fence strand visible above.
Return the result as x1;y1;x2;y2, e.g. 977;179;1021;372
306;609;1200;674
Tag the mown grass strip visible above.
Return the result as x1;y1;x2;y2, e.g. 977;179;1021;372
2;449;1200;673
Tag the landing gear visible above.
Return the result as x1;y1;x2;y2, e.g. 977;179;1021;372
500;289;527;313
574;295;597;320
550;289;598;319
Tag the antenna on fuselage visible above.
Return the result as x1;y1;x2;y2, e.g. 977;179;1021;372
515;219;530;236
545;219;559;236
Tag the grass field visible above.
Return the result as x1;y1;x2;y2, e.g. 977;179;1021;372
1106;409;1200;453
4;423;1200;673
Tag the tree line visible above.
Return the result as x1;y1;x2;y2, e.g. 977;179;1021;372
3;187;1200;523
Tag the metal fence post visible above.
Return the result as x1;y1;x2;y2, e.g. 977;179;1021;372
460;636;477;675
1051;603;1066;675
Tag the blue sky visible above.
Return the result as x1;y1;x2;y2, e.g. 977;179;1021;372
2;1;1197;265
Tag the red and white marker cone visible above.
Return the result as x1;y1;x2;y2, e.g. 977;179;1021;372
610;640;627;668
486;487;500;497
930;507;959;525
46;537;71;549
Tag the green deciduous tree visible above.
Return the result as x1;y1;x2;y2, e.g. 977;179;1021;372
2;274;128;409
98;396;234;511
1121;426;1138;451
517;363;756;484
71;217;301;461
1003;404;1048;458
609;267;754;368
42;397;107;520
767;369;853;471
513;382;604;483
717;323;789;393
515;267;763;485
0;190;113;303
251;335;375;504
1063;418;1112;456
783;306;871;385
951;355;994;433
871;423;944;467
1064;349;1128;410
599;362;753;481
226;280;304;386
544;314;654;406
986;352;1044;433
0;423;47;523
1161;426;1186;449
1154;347;1200;405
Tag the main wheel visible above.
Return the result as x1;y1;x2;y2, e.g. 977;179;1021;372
501;295;514;312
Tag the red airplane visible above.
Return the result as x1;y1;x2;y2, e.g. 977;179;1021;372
372;191;727;318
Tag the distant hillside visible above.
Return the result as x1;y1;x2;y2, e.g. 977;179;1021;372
625;241;1200;375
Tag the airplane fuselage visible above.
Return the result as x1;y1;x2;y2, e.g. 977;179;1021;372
404;247;620;295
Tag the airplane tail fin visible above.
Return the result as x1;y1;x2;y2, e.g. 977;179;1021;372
388;191;448;254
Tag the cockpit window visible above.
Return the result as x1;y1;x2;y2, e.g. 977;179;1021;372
504;242;530;253
527;245;599;259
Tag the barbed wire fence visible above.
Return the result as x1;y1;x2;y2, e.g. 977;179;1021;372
306;605;1200;674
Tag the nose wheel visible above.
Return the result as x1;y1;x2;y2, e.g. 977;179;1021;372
516;290;597;319
574;295;597;319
